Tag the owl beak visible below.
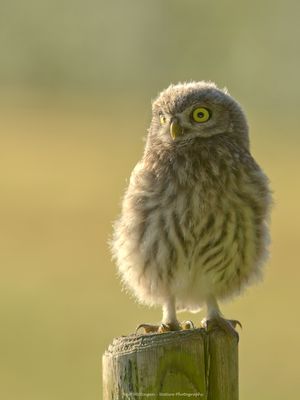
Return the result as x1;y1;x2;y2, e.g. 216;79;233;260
170;118;184;140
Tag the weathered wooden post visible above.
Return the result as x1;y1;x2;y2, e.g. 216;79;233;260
102;325;238;399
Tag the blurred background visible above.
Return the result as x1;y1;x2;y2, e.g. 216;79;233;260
0;1;299;399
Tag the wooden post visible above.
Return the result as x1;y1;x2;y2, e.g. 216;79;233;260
102;326;238;399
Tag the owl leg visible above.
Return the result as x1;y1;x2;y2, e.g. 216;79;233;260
162;297;195;330
161;296;179;328
201;295;241;339
136;296;181;334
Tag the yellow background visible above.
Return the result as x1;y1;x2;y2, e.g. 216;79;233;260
1;1;299;399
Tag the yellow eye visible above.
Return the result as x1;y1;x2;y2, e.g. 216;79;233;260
192;107;211;123
159;114;167;125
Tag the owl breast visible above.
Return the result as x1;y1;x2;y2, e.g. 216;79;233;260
113;145;270;310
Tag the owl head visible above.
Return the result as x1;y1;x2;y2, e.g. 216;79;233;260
148;81;249;149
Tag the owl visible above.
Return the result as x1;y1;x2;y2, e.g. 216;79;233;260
111;81;271;336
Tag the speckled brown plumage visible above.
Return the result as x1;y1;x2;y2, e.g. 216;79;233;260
111;81;271;332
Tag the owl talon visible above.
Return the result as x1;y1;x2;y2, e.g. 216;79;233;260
180;320;195;330
135;324;160;334
229;319;242;329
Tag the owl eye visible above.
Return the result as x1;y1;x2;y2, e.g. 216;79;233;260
192;107;211;123
159;114;167;125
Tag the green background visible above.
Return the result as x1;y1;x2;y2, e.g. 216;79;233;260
1;1;299;399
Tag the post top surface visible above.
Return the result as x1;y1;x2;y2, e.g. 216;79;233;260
105;328;206;356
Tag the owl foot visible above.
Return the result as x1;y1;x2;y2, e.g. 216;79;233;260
201;317;241;341
136;322;179;334
136;320;194;334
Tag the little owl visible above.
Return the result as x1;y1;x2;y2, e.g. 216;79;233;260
111;81;271;336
